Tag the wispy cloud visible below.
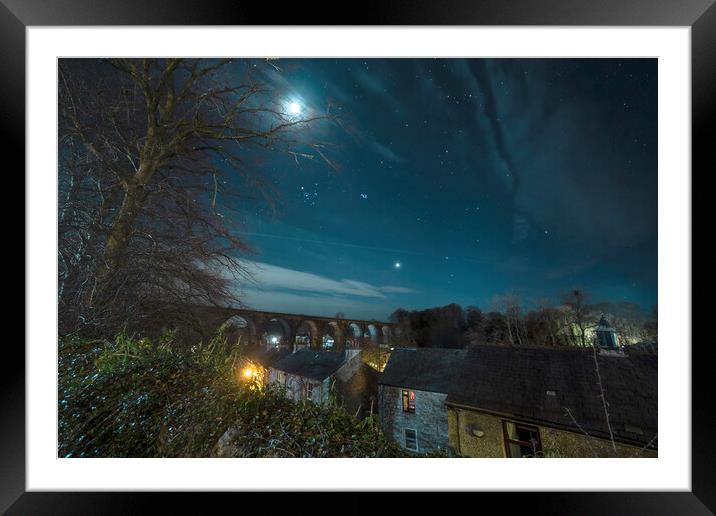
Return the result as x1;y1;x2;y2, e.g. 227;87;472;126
370;140;407;164
228;261;419;319
379;286;418;294
240;261;418;300
238;289;396;321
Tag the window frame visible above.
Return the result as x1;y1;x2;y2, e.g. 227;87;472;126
502;419;543;458
306;382;314;400
401;389;416;413
404;428;418;452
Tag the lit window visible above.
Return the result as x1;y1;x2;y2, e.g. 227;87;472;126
405;429;418;451
502;420;542;458
402;389;416;413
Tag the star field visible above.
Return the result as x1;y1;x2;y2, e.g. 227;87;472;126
233;58;657;320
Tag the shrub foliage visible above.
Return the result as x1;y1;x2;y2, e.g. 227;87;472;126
59;326;428;458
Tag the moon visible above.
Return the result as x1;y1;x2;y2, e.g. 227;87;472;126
288;101;302;115
394;262;402;269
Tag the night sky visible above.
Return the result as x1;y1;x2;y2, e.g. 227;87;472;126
232;58;657;321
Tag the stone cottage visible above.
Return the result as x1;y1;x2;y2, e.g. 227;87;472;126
378;348;467;453
447;344;657;457
379;345;657;457
265;348;364;405
247;346;292;371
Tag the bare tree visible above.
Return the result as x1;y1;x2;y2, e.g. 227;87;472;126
389;309;415;347
492;293;523;346
561;289;595;347
58;58;336;336
535;299;559;347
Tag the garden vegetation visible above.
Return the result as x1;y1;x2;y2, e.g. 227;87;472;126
59;325;441;458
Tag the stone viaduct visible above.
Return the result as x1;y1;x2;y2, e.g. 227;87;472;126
203;306;394;352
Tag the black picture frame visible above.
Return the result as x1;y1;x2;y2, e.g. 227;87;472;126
6;0;708;513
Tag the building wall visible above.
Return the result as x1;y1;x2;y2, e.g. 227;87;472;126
378;385;449;453
335;363;379;419
267;352;363;406
448;407;657;458
267;368;330;404
335;349;363;382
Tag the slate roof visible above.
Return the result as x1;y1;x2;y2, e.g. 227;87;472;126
446;345;657;446
270;349;347;381
379;348;468;393
247;346;291;368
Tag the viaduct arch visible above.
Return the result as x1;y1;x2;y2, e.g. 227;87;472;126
207;307;394;352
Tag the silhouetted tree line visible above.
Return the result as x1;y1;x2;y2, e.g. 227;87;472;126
389;290;658;350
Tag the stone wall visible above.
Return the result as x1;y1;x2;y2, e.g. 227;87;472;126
202;305;394;350
335;363;379;419
448;406;657;458
267;368;330;404
379;385;449;453
266;351;372;410
335;350;363;382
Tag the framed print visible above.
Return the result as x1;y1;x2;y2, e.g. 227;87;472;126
8;0;709;513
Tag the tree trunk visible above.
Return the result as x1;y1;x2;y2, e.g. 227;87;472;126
578;325;587;347
515;320;524;347
103;183;146;276
102;158;158;277
547;322;557;347
506;317;514;346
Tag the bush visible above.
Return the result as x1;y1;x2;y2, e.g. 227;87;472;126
58;326;434;458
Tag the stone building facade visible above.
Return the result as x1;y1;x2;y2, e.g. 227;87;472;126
378;348;467;453
268;367;333;404
266;348;364;405
378;385;449;453
379;345;657;457
445;345;658;457
447;406;657;458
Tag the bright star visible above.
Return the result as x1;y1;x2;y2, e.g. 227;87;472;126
394;262;402;269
